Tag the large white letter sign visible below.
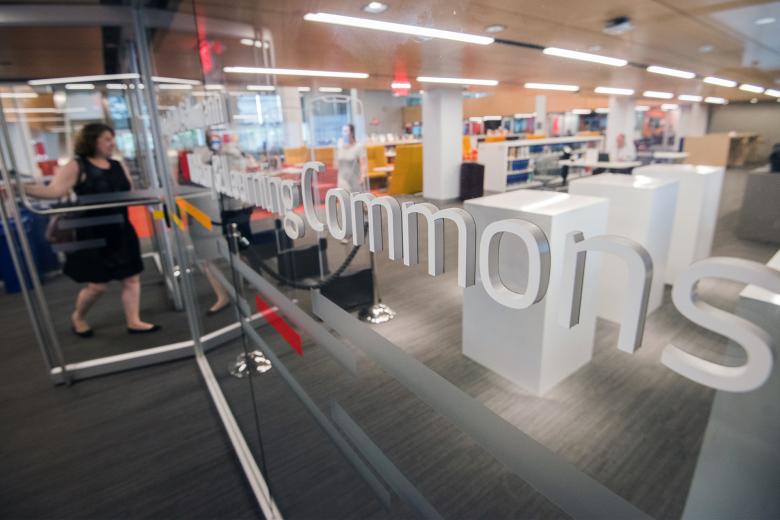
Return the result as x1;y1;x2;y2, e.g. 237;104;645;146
558;232;653;354
402;202;477;288
479;219;550;309
663;257;780;392
325;188;352;240
350;193;403;260
301;161;326;232
281;180;304;239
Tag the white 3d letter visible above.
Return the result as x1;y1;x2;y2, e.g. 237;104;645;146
350;193;402;260
558;232;653;354
325;188;352;240
301;161;325;232
479;219;550;309
663;257;780;392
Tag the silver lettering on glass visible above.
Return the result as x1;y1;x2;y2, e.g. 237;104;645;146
479;219;551;309
558;232;652;354
281;180;304;239
350;193;403;261
325;188;353;240
663;257;780;392
301;161;326;232
402;202;477;288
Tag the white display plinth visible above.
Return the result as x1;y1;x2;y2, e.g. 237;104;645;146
463;191;608;395
569;173;679;321
633;164;725;284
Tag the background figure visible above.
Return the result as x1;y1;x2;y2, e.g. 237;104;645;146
24;123;159;336
336;124;365;192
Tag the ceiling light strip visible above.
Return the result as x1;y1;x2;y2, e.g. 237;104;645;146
594;86;634;96
739;84;765;93
678;94;702;102
543;47;627;67
703;76;737;88
524;82;579;91
225;66;369;79
647;65;695;79
29;73;140;86
643;90;674;99
303;12;494;45
417;76;498;86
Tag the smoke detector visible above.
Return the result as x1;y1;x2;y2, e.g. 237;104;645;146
603;16;634;36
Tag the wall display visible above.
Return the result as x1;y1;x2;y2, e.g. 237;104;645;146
185;160;780;394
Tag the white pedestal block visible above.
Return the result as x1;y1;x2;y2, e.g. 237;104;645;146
463;191;608;395
569;173;678;322
633;164;725;284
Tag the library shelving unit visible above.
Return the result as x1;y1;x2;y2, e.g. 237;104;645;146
478;135;603;192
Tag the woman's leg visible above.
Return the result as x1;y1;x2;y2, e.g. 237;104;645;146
203;262;230;312
120;274;155;330
72;282;108;332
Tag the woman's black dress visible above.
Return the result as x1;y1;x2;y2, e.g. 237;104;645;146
62;158;144;283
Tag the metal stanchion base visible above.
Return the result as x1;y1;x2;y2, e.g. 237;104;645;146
358;303;396;324
229;351;273;378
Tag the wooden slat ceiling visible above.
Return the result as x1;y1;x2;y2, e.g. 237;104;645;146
1;0;778;108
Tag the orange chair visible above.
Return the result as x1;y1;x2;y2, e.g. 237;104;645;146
484;135;506;143
388;144;423;195
313;146;335;167
283;146;309;166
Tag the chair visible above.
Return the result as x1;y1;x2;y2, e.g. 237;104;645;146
283;146;309;166
388;144;423;195
366;145;390;190
484;135;506;143
313;146;335;168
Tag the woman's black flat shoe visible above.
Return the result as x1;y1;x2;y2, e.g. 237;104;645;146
72;326;94;338
127;324;161;334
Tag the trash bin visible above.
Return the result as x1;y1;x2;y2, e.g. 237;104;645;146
0;214;34;294
459;162;484;201
0;209;58;294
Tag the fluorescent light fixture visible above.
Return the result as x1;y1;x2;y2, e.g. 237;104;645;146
485;24;506;33
704;96;727;104
514;113;535;118
572;109;592;115
247;85;275;91
303;12;494;45
661;103;679;110
483;115;502;121
755;17;775;25
635;105;650;111
204;84;224;90
297;86;311;92
158;84;193;90
65;83;95;90
363;1;388;13
543;47;627;67
524;82;579;92
391;81;411;89
319;87;343;92
6;107;84;114
594;86;634;95
678;94;702;102
28;73;140;86
224;66;368;79
647;65;695;79
703;76;737;88
594;108;609;114
0;92;38;98
418;76;498;86
240;38;254;46
106;83;128;90
643;90;674;99
469;117;483;122
739;84;765;93
765;89;780;97
151;76;202;85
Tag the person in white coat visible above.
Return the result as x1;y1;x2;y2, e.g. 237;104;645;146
336;124;365;193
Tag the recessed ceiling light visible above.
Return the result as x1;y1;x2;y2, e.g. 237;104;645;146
524;82;579;92
661;103;679;111
594;86;634;95
703;76;737;88
319;87;343;93
484;24;506;33
224;66;369;79
646;65;695;79
572;109;592;115
363;2;388;14
754;17;775;25
28;73;140;86
247;85;275;91
417;76;498;86
765;89;780;97
158;83;193;90
0;92;38;98
297;87;311;92
635;105;650;111
704;96;727;104
594;108;609;114
204;84;224;90
643;90;674;99
699;45;714;53
543;47;627;67
678;94;703;102
303;12;494;45
391;81;411;89
106;83;128;90
739;84;764;93
65;83;95;90
750;97;759;103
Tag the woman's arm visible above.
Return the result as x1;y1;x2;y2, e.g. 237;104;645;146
24;160;80;199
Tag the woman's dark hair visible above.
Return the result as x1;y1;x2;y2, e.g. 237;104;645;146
348;123;356;140
74;123;115;158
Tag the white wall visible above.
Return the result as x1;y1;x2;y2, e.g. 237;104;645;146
709;102;780;159
359;90;406;136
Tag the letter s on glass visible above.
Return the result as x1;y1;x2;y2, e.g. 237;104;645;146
664;257;780;392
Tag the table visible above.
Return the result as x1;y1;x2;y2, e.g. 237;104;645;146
462;190;608;395
560;159;642;170
569;173;679;321
652;151;688;163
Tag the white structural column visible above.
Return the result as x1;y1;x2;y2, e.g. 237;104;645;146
422;88;463;200
605;95;636;159
676;103;708;149
534;95;547;135
279;86;304;148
